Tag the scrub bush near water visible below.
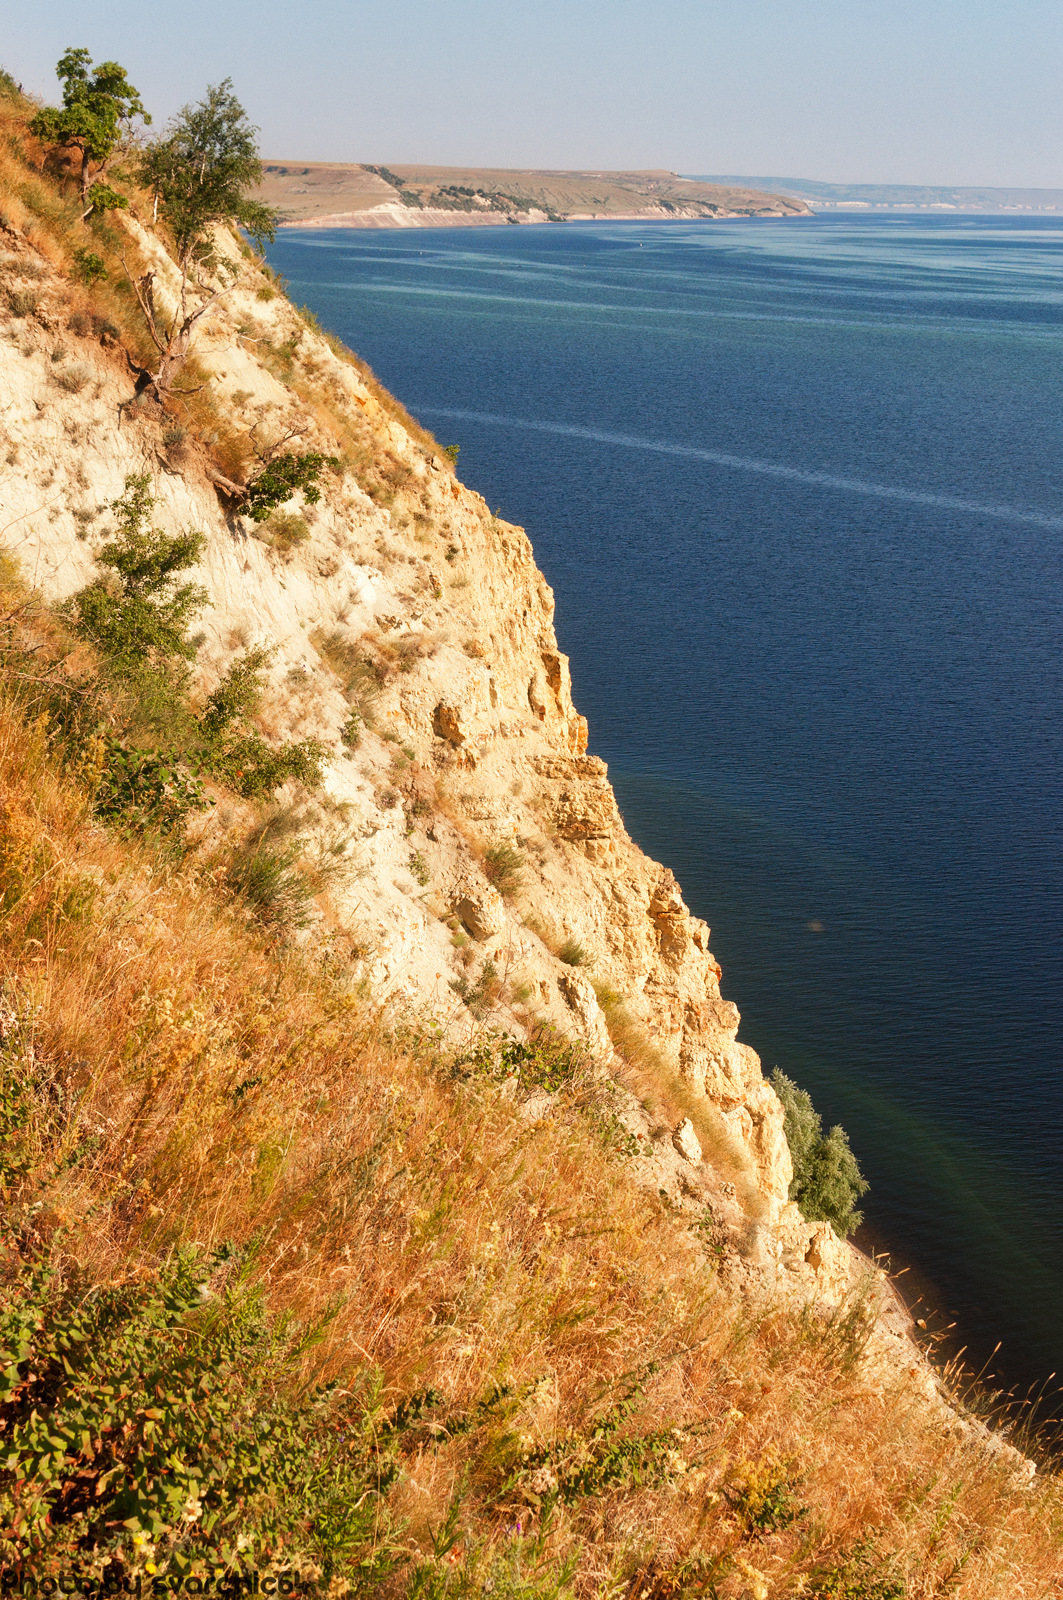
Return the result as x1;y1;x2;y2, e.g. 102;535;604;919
771;1068;868;1237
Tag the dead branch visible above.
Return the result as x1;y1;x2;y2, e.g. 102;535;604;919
248;419;310;465
203;463;247;497
120;252;222;402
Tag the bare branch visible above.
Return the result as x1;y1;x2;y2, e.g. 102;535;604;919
248;420;310;465
118;252;222;402
203;463;247;497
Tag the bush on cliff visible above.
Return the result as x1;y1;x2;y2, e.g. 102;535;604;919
62;473;325;829
0;1251;410;1585
771;1069;868;1237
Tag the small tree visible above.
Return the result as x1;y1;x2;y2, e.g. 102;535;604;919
69;475;324;811
71;473;206;677
140;80;278;268
770;1068;868;1238
128;81;278;401
30;47;149;212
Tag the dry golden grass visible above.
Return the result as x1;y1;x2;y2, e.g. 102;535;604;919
2;664;1062;1595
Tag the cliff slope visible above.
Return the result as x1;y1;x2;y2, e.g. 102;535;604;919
0;88;1058;1593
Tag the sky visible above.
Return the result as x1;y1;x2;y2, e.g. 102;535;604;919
5;0;1063;187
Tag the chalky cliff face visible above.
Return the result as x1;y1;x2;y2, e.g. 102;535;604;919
1;208;859;1299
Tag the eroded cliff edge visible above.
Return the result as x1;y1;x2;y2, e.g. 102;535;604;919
0;206;962;1416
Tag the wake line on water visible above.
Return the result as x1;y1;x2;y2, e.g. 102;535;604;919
325;278;1063;337
418;406;1063;530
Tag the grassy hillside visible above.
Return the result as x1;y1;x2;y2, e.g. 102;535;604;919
0;69;1060;1597
254;164;810;225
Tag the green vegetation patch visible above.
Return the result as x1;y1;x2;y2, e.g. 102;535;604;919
58;474;325;831
0;1250;411;1587
771;1068;868;1237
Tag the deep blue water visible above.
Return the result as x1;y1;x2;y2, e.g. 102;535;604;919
266;215;1063;1406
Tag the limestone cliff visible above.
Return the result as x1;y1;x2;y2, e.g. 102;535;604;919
0;203;915;1379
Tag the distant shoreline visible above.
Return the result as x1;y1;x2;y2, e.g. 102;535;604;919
256;161;811;230
689;174;1063;214
277;204;810;230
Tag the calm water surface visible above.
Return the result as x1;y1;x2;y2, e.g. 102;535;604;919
266;215;1063;1404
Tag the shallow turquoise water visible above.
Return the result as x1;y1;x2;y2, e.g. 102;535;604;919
266;215;1063;1405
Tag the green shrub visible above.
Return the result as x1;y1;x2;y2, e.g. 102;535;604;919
804;1540;906;1598
68;473;206;679
92;736;212;839
208;729;325;800
83;181;128;218
770;1069;868;1237
71;246;107;284
200;645;273;738
557;938;587;967
243;451;339;523
502;1371;693;1509
724;1447;806;1537
452;1033;587;1096
62;477;325;819
0;1250;409;1585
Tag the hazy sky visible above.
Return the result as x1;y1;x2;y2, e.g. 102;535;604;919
5;0;1062;186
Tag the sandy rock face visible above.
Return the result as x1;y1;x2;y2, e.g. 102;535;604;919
0;209;796;1232
449;878;505;941
672;1119;703;1165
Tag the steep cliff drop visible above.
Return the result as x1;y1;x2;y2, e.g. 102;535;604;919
0;202;1030;1473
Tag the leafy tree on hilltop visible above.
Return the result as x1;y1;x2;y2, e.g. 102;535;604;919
140;79;278;266
29;47;149;213
128;81;279;401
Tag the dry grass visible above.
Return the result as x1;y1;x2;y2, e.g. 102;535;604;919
0;97;159;371
2;676;1062;1595
592;980;757;1209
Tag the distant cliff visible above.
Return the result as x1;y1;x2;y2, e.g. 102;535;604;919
254;161;812;228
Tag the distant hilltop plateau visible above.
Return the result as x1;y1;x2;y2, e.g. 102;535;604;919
254;162;812;228
692;174;1063;212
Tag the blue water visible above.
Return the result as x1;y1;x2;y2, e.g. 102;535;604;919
266;216;1063;1404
